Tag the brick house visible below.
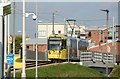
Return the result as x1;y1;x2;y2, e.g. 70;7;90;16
86;25;120;63
26;38;47;53
85;28;107;46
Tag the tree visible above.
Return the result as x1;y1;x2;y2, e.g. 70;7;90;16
15;35;22;54
11;35;22;54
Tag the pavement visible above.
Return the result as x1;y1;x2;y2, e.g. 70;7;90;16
82;61;114;68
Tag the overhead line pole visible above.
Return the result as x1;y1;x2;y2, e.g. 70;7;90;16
106;10;109;78
7;10;10;55
13;1;16;78
35;0;38;78
101;9;109;78
52;13;55;34
112;16;115;64
21;0;26;78
6;0;11;77
66;19;76;37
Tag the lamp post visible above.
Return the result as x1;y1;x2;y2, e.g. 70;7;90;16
101;9;109;78
25;12;37;78
24;12;37;78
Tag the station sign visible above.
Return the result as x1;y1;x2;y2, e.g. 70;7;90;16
7;54;14;66
0;3;11;16
3;3;11;16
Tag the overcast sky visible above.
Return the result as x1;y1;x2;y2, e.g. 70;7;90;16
7;0;119;2
9;2;118;38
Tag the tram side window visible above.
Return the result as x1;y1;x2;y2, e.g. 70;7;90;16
62;40;66;49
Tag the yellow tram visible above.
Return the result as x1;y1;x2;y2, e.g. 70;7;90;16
47;34;88;62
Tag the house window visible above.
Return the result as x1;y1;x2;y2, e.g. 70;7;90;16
27;46;29;49
38;31;46;37
88;32;91;37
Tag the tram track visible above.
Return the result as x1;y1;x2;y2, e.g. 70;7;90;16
10;61;52;72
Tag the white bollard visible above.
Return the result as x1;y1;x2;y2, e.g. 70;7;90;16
79;62;83;65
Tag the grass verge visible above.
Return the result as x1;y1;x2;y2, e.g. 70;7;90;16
109;65;120;78
14;63;106;78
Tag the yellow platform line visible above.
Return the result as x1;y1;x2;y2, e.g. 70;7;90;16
14;54;22;69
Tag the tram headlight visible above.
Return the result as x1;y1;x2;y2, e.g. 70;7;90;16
48;51;51;54
59;51;61;54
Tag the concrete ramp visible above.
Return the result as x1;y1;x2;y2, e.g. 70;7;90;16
26;50;47;61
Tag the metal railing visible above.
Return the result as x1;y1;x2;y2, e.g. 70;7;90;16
80;51;113;63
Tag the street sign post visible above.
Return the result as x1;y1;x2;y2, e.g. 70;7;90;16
67;39;71;62
0;2;11;78
0;42;4;78
7;54;14;66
